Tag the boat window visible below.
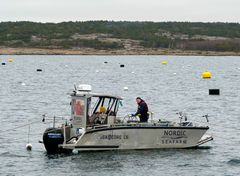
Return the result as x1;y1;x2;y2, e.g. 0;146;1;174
72;98;85;117
90;97;101;115
100;98;117;116
114;100;120;113
88;97;119;116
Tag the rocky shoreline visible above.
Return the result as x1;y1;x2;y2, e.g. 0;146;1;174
0;47;239;56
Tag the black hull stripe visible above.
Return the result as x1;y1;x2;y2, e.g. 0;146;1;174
86;126;209;134
75;145;119;149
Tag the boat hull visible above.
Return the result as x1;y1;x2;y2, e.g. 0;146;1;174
62;126;210;151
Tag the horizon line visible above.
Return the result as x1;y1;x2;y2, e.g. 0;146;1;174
0;20;240;24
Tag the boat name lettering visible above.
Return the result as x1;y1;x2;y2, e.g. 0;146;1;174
164;130;186;136
100;134;129;140
162;139;187;144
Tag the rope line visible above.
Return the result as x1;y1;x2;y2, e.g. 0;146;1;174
0;120;52;134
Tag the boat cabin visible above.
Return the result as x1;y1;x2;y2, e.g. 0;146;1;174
70;85;122;129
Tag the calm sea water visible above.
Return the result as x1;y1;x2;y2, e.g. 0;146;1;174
0;55;240;176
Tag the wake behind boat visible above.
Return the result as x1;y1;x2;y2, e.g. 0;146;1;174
43;84;213;153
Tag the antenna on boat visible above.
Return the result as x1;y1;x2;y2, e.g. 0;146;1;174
73;84;77;94
177;112;183;123
184;113;187;121
177;112;188;124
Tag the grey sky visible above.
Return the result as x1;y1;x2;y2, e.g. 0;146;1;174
1;0;239;23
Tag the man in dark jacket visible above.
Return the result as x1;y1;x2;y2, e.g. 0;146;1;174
135;97;149;122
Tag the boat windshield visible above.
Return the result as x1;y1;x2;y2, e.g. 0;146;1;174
90;96;118;116
87;96;120;125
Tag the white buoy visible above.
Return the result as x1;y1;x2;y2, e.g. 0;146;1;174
173;73;177;75
123;87;128;91
131;71;135;74
72;149;78;154
21;82;26;86
26;143;32;151
96;70;99;73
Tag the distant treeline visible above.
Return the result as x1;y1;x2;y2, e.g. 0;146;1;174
0;21;240;51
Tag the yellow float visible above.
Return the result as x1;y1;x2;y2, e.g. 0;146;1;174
162;60;167;65
202;71;211;79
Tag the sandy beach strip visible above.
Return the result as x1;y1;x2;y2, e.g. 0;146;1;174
0;47;239;56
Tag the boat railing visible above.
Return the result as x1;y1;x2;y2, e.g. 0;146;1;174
122;114;139;123
42;114;69;128
179;121;193;127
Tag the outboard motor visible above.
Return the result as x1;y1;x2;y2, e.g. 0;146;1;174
43;127;64;153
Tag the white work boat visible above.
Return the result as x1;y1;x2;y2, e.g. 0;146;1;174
43;84;213;153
